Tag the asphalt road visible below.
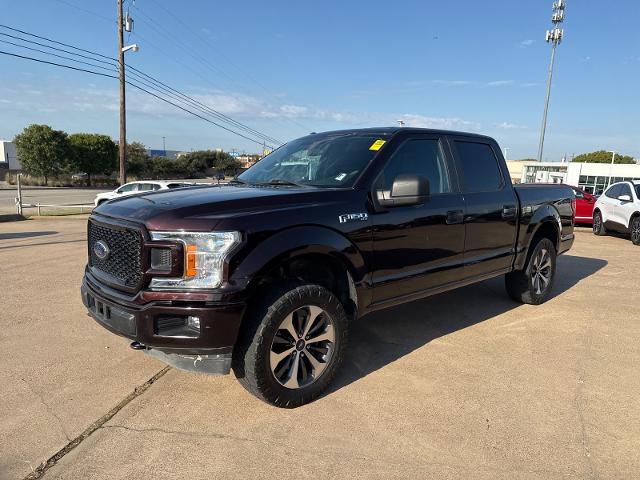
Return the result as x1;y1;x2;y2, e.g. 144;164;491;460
0;187;110;214
1;219;638;479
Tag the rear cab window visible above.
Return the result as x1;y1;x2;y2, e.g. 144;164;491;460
453;140;504;193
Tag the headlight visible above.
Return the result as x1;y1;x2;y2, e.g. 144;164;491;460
149;231;241;290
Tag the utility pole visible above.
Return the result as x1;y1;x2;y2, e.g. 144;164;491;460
117;1;138;184
117;0;126;185
537;0;566;162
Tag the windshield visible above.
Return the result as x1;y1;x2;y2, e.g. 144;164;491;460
237;132;389;188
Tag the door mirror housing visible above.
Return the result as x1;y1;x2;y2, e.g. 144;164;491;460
618;194;632;202
376;174;429;208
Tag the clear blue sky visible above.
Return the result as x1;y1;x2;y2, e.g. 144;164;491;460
0;0;638;159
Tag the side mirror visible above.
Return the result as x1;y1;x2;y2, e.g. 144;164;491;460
618;194;632;202
376;174;429;208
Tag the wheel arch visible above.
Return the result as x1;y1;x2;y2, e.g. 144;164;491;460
628;210;640;228
514;205;561;270
231;226;367;320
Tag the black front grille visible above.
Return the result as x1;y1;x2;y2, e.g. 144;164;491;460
88;221;143;289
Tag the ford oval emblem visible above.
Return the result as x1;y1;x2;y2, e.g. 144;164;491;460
94;240;110;260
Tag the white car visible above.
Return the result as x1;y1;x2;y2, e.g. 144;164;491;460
593;180;640;245
94;181;194;206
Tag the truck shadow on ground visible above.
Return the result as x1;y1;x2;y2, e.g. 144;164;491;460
329;254;607;394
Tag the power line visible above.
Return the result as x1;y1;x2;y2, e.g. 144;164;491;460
28;0;313;136
0;37;117;74
130;4;311;135
51;0;115;23
147;0;312;134
0;49;276;147
0;24;282;146
0;49;117;79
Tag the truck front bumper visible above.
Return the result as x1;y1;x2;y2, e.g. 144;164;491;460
81;276;246;375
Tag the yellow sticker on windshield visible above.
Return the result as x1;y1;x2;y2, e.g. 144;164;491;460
369;139;386;151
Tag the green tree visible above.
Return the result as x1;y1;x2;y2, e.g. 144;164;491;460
573;150;636;164
14;124;70;185
212;153;241;174
149;156;180;178
175;155;207;177
177;150;240;176
125;141;152;178
68;133;117;185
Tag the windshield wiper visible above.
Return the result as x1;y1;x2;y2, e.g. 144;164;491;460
255;179;309;187
228;178;249;185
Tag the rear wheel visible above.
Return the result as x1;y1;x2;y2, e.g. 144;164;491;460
505;237;557;305
631;216;640;246
593;211;607;236
232;282;348;408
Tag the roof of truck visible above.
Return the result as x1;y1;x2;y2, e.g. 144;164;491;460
308;127;493;140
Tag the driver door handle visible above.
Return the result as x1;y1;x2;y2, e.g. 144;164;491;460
502;205;517;220
446;209;464;225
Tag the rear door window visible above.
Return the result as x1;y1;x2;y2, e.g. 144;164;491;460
117;183;138;193
137;183;156;192
454;141;503;193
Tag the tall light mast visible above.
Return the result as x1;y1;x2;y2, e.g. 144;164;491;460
537;0;566;162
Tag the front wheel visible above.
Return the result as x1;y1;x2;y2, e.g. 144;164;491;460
505;237;557;305
593;211;607;236
631;216;640;246
232;283;348;408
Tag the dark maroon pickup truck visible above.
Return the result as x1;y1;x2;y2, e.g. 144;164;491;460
82;128;574;407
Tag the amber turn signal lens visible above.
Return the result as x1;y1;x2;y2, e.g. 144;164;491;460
185;245;197;277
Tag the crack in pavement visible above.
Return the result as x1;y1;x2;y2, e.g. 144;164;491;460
101;424;256;443
100;423;572;478
20;378;72;443
21;366;170;480
574;320;599;480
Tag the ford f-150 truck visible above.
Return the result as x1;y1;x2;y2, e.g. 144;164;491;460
81;128;575;407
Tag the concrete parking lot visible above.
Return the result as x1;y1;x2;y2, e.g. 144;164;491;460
1;218;638;480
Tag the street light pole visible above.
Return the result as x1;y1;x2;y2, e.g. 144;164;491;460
537;0;566;162
117;0;126;185
607;150;616;187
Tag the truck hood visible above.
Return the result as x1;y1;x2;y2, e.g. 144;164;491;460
93;184;347;231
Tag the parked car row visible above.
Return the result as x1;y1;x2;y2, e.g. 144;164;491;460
554;182;639;245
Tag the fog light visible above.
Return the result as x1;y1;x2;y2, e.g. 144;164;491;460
150;248;172;270
187;316;200;331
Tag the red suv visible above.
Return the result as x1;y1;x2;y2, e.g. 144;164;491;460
570;186;596;225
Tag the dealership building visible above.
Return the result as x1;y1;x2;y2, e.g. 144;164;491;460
508;160;640;195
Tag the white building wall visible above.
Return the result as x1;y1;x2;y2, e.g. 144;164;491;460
0;141;21;170
567;162;640;194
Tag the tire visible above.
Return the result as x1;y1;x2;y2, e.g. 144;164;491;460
505;237;557;305
593;210;607;236
232;282;349;408
631;216;640;246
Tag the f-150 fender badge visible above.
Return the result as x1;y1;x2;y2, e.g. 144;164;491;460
338;213;369;224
